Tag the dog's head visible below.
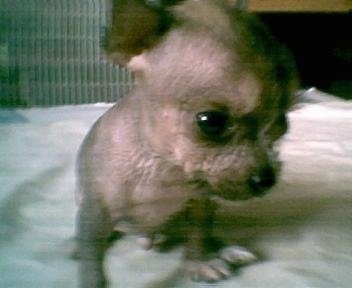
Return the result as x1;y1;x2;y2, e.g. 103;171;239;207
106;0;298;200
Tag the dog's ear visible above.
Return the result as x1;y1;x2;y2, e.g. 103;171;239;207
105;0;182;65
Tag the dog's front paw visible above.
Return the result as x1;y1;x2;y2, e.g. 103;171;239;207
183;246;257;282
184;259;231;282
219;245;257;266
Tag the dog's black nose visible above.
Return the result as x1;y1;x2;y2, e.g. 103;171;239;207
248;167;276;196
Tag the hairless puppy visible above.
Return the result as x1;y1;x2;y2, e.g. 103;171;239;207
75;0;298;286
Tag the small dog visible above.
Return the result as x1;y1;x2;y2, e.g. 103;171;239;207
75;0;298;287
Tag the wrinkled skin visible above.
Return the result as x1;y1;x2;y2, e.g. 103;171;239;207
75;0;298;287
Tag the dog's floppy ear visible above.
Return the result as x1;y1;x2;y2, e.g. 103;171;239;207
105;0;182;65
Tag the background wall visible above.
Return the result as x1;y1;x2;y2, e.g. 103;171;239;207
0;0;133;107
259;12;352;99
249;0;351;12
0;1;351;107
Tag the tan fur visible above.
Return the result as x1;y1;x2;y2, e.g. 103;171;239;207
76;1;297;286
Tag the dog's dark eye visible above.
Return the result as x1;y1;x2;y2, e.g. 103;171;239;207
196;111;231;141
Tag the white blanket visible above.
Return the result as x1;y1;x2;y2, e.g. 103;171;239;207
0;96;351;287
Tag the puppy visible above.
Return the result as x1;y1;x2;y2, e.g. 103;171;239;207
75;0;298;287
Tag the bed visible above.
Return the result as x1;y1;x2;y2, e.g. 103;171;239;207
0;89;351;288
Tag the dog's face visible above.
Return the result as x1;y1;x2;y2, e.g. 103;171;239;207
107;0;297;201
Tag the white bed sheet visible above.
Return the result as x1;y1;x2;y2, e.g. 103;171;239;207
0;96;351;288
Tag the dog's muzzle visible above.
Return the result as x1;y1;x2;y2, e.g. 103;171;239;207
247;166;277;197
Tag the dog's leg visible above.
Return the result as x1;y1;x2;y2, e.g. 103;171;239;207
183;196;257;282
77;196;113;288
182;196;229;282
